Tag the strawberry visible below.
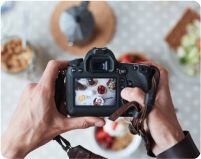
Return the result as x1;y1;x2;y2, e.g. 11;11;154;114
95;128;115;150
119;54;131;63
96;128;107;140
111;122;118;130
119;53;147;63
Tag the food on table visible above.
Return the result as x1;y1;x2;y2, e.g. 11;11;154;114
77;95;86;102
1;39;33;73
106;79;116;90
97;85;107;94
93;96;104;105
95;118;133;151
165;8;200;76
118;53;147;63
87;78;98;86
75;78;116;106
75;80;87;90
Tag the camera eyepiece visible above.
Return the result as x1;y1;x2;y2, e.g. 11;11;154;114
84;47;117;72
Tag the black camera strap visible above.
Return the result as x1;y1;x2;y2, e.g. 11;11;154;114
54;135;107;159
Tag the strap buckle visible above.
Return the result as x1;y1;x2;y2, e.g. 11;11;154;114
53;135;72;152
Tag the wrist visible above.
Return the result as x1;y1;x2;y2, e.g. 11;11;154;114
1;133;29;159
157;127;185;154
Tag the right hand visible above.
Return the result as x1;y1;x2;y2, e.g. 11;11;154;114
121;62;184;155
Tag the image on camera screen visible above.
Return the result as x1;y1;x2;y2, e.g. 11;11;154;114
75;78;116;106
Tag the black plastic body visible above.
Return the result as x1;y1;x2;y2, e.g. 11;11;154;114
55;48;160;116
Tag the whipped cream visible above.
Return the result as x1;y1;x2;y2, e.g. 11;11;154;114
103;118;127;137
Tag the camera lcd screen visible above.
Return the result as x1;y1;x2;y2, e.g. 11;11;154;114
75;78;116;106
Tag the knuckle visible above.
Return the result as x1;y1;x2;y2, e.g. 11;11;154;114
24;83;36;92
81;120;90;128
48;60;57;68
161;68;168;76
38;83;50;94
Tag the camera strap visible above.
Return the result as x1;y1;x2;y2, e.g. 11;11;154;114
53;102;155;158
54;135;107;159
109;101;155;157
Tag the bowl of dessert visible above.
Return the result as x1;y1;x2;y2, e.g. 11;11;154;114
92;118;142;158
1;36;36;74
118;52;148;63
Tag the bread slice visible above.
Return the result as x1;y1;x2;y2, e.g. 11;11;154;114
165;8;200;50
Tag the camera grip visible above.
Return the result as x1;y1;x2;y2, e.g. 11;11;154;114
123;63;160;114
55;70;67;116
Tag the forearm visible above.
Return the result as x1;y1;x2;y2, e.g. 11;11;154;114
1;131;30;159
2;146;26;159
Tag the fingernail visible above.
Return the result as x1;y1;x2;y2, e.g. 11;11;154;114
95;121;104;127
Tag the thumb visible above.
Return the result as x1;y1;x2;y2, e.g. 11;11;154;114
121;87;144;105
60;117;105;132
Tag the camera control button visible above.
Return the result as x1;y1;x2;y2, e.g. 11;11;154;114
133;65;138;70
127;80;133;87
115;68;120;73
139;66;145;72
120;85;125;89
78;68;83;72
69;58;83;66
71;68;76;72
120;78;125;82
119;68;127;74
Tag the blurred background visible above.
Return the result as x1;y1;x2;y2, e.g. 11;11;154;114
1;1;200;159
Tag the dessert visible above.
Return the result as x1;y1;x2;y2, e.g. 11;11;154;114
118;53;147;63
93;96;104;105
97;85;107;94
165;8;200;76
95;118;133;151
1;39;33;73
87;78;98;86
106;79;116;90
77;95;86;102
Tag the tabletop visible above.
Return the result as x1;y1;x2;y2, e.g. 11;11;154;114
1;1;200;159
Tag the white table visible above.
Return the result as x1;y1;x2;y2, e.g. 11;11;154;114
1;1;200;159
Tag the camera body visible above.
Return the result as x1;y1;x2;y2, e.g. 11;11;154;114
55;48;160;116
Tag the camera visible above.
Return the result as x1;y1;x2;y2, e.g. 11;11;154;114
55;48;160;116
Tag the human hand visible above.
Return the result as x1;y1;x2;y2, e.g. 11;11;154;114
1;60;105;159
121;62;185;155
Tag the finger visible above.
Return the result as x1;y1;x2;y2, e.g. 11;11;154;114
121;87;145;105
61;117;105;132
40;60;68;89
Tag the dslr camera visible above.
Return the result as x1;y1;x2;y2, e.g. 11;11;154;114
55;48;160;116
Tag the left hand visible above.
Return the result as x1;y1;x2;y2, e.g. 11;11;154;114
1;60;105;159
